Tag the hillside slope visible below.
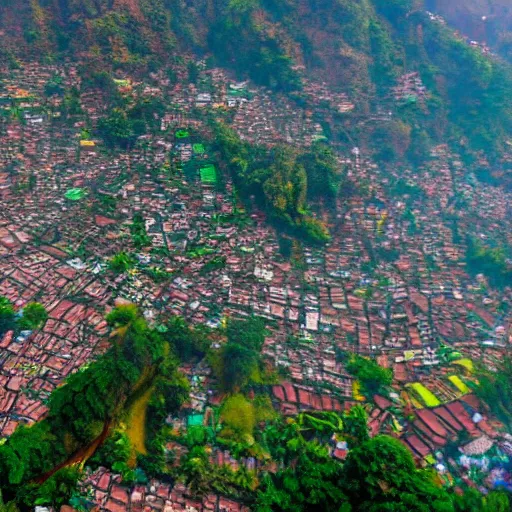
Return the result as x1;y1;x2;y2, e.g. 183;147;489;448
1;0;511;162
425;0;512;61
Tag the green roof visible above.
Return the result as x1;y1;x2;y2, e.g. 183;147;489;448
187;413;204;427
200;164;217;185
64;188;87;201
228;88;247;97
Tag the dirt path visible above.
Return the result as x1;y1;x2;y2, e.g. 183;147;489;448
34;419;113;484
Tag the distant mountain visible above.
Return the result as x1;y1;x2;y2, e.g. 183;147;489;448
1;0;511;162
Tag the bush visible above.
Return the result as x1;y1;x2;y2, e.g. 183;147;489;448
0;297;16;337
220;394;256;440
109;252;135;274
19;302;48;330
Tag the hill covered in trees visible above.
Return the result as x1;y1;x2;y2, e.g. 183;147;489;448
425;0;512;62
1;0;512;164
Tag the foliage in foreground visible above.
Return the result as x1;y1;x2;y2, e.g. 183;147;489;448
0;304;188;509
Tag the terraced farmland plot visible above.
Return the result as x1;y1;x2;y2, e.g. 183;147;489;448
408;383;442;408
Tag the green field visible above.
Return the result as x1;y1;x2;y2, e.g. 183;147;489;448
408;383;441;408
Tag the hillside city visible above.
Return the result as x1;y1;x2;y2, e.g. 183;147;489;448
0;3;511;512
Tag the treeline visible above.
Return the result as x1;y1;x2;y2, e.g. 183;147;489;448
208;0;302;92
475;356;512;431
212;121;343;244
0;304;188;509
239;404;508;511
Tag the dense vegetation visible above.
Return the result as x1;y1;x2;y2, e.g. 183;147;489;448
211;316;272;392
0;306;510;510
0;304;188;509
475;357;512;430
466;237;512;289
253;407;508;511
213;122;335;244
346;354;393;398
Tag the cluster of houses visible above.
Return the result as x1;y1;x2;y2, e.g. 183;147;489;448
0;52;511;511
77;467;249;512
391;72;428;105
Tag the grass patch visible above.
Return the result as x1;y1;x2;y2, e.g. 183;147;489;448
193;143;205;155
352;380;365;401
125;385;154;461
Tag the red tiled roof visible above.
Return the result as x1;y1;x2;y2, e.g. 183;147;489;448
273;385;285;402
416;409;452;438
282;382;297;403
404;434;431;457
374;395;392;410
445;402;479;436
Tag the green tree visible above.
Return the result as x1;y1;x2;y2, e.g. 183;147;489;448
346;355;393;397
19;302;48;330
130;213;151;249
483;491;510;512
475;357;512;429
97;108;135;148
342;405;370;448
453;488;510;512
44;75;64;96
256;438;347;512
163;316;209;361
211;316;268;392
220;394;256;440
262;146;307;221
0;297;16;337
19;468;80;508
342;435;454;512
219;342;260;392
89;430;132;469
466;237;512;289
226;316;266;351
299;143;342;200
180;446;212;496
109;252;134;274
0;490;19;512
